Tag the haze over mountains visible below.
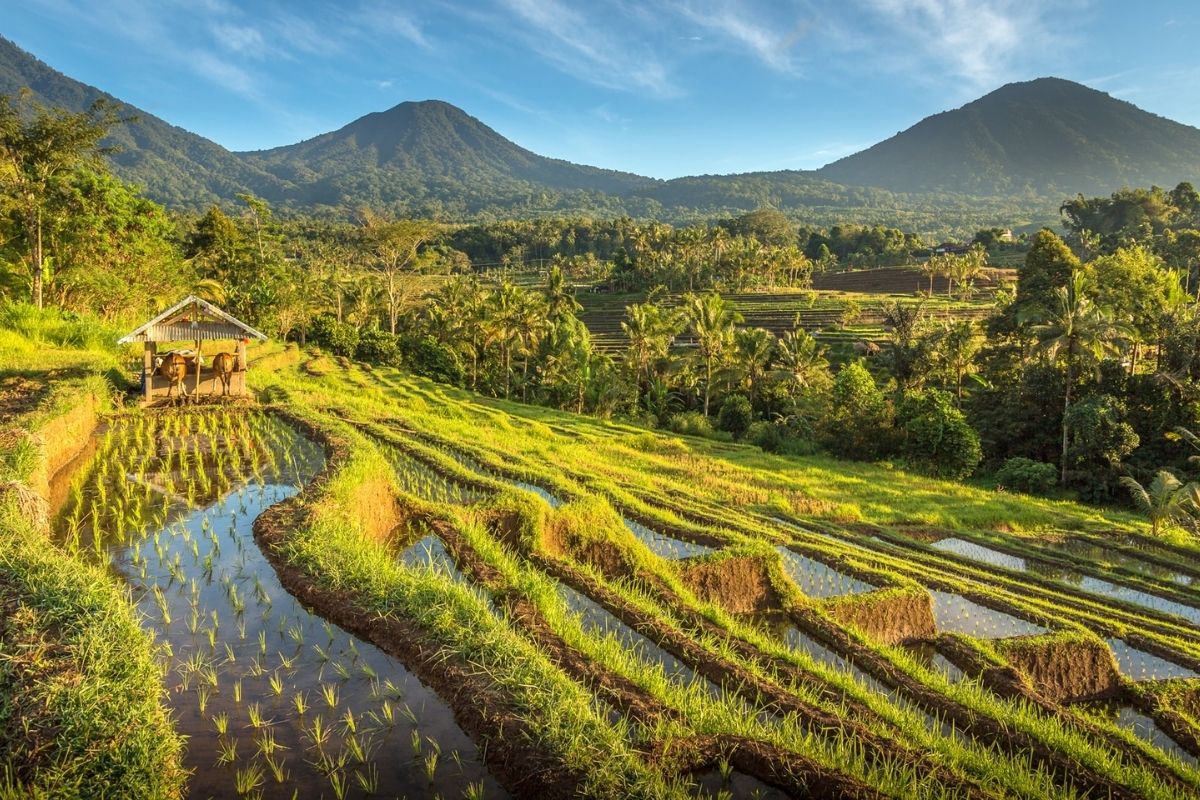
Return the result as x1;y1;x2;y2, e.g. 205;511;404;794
3;35;1199;231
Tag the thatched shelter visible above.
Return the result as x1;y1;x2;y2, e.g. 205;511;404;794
119;296;267;402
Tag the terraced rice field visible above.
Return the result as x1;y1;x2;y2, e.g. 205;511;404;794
577;268;1006;354
24;352;1200;798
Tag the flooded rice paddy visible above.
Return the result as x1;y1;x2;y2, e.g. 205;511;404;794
57;412;505;800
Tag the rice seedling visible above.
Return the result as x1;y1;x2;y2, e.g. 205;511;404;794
355;763;380;793
423;751;439;783
265;754;288;784
216;737;239;766
246;702;267;729
234;764;264;796
327;769;349;800
305;715;331;751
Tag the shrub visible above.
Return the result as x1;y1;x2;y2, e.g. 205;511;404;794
822;361;892;460
308;315;359;357
666;411;729;440
717;394;754;437
995;457;1058;495
355;327;401;366
898;390;982;480
398;334;465;386
745;420;782;452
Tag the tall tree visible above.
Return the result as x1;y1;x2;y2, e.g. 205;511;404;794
622;301;679;391
0;91;120;307
729;327;774;408
362;213;437;334
682;291;742;416
543;264;581;322
1016;230;1080;321
1029;271;1129;484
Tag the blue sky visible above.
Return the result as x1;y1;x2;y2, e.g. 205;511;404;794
5;0;1199;178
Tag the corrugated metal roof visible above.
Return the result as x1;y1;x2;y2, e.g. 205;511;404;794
119;295;267;344
133;323;253;342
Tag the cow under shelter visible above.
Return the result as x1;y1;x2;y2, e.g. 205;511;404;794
119;296;267;403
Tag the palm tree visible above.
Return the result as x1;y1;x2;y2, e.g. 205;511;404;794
621;301;680;391
1029;271;1130;484
771;329;829;396
729;327;774;407
1119;471;1196;537
880;300;928;394
918;257;939;294
682;291;742;416
481;283;524;398
544;265;581;322
951;245;987;300
541;317;593;412
933;320;980;402
514;291;550;400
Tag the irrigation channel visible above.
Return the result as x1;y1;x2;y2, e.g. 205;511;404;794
54;410;506;800
931;537;1200;626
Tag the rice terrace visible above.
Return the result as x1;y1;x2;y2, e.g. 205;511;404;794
6;5;1200;799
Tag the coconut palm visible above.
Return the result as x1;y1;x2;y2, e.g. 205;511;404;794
932;320;981;402
727;327;774;407
1119;470;1197;537
514;291;550;400
951;245;987;300
543;265;581;322
771;329;829;395
483;283;524;398
681;291;742;416
621;301;680;390
1029;271;1131;484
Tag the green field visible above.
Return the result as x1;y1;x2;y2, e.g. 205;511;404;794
3;327;1200;799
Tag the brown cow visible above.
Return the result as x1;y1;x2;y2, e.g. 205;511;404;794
155;352;191;398
212;352;237;396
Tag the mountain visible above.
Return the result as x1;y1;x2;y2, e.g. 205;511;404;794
238;100;660;213
1;35;1197;232
0;36;287;207
816;77;1200;196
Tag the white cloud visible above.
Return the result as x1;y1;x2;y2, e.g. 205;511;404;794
671;0;809;75
493;0;680;97
210;23;267;57
852;0;1084;89
188;49;260;97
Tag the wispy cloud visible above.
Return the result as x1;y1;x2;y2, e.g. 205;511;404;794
210;22;267;58
850;0;1085;89
671;0;810;75
493;0;680;97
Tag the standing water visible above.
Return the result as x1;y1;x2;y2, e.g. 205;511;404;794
56;411;505;800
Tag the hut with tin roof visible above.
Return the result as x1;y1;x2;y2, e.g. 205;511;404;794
119;296;267;403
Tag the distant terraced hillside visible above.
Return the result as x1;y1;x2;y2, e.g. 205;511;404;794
578;268;1010;355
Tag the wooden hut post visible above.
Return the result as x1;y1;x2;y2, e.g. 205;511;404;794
143;341;156;402
236;338;247;396
193;338;203;398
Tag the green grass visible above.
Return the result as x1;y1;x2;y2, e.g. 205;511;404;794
0;503;185;799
